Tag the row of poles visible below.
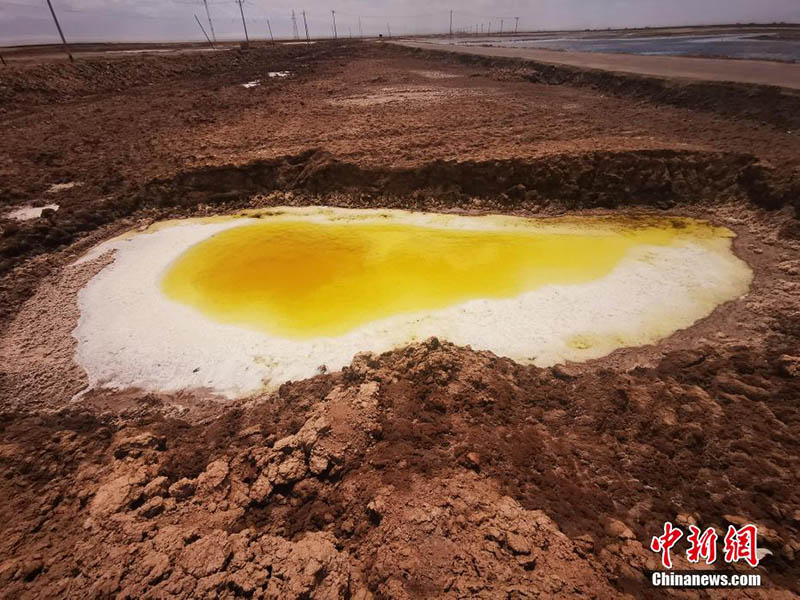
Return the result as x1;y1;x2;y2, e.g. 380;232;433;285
28;1;523;62
453;16;522;35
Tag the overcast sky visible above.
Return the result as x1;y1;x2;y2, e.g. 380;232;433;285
1;0;797;46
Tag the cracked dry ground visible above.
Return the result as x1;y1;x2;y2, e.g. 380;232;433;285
1;41;800;598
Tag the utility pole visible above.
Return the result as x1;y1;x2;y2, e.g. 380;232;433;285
358;17;363;38
202;0;216;43
500;19;503;34
386;23;391;38
236;0;249;46
194;14;215;49
45;0;73;62
331;10;337;39
348;26;352;38
515;16;519;34
291;10;299;40
267;19;275;44
302;10;310;42
449;10;453;37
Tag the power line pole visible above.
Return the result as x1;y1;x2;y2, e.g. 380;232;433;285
194;14;215;49
386;22;391;37
449;10;453;36
45;0;73;62
202;0;216;43
515;16;519;34
291;10;299;40
236;0;249;46
267;18;275;44
500;19;503;34
331;10;337;39
348;26;352;38
302;10;310;42
358;17;363;38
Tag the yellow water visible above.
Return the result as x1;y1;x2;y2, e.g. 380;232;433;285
160;214;729;339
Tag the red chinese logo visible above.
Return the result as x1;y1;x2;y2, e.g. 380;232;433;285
686;525;718;565
650;522;683;569
724;524;759;568
650;521;761;569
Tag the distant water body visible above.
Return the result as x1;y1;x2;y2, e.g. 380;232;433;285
435;33;800;63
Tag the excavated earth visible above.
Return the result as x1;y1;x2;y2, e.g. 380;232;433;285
1;40;800;598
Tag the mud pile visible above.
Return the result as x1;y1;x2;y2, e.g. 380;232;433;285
0;42;346;112
1;337;799;598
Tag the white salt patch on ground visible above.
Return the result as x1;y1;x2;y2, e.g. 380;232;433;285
46;182;81;193
73;207;752;399
6;204;59;221
242;73;289;87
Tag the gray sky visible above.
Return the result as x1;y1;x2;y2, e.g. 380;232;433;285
0;0;798;46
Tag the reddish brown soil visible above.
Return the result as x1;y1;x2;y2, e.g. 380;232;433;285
1;41;799;598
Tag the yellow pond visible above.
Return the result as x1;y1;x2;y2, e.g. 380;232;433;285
161;215;730;339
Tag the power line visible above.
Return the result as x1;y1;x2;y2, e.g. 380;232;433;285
302;10;310;43
202;0;216;43
194;13;215;48
45;0;73;61
291;9;299;40
235;0;248;45
266;17;274;43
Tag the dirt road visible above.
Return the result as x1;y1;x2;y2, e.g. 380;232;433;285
395;40;800;89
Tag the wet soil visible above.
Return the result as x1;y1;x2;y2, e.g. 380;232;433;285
1;40;799;598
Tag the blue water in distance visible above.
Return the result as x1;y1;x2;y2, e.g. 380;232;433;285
442;33;800;63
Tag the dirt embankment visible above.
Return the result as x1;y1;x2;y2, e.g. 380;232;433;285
0;42;342;114
1;332;800;598
397;45;800;131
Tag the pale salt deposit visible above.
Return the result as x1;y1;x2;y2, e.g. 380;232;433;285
5;203;59;221
72;207;752;399
242;72;290;87
46;182;81;194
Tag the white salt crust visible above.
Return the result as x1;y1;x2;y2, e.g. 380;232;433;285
6;204;59;221
72;207;752;399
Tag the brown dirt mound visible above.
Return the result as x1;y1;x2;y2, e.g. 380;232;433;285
0;42;350;113
1;336;799;598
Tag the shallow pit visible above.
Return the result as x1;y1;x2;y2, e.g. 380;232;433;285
72;207;751;398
